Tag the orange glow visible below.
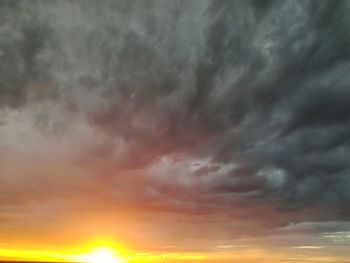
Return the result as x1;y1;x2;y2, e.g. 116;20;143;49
74;247;124;263
69;238;128;263
0;238;128;262
1;241;350;263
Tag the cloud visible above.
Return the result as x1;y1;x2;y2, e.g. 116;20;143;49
1;0;350;246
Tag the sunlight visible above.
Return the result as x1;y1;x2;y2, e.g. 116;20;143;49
77;247;124;263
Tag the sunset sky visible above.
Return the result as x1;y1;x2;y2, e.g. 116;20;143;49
1;1;350;262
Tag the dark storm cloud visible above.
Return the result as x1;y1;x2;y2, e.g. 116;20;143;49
1;0;350;231
0;1;57;108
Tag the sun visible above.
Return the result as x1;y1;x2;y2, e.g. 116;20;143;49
78;247;124;263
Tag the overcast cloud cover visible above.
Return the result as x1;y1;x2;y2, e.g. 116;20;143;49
1;0;350;257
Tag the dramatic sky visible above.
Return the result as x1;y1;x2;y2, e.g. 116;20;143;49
1;0;350;262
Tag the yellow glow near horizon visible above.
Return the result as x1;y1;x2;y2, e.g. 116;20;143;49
2;246;350;263
0;238;128;262
76;247;124;263
3;238;350;263
69;238;129;263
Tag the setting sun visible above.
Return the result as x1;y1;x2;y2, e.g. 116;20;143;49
77;248;124;263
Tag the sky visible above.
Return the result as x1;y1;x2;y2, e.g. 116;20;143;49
0;0;350;262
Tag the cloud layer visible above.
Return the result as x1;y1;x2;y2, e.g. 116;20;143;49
1;0;350;252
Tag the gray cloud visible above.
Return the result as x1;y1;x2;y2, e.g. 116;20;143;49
1;0;350;239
